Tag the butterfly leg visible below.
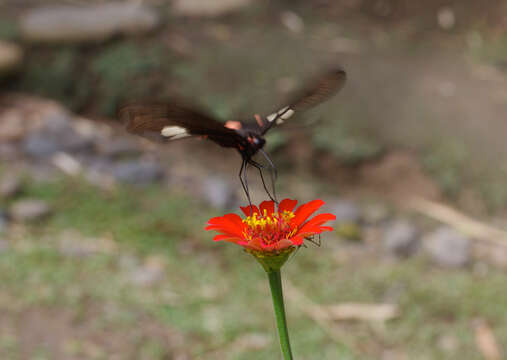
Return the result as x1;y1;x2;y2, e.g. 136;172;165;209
249;159;278;204
258;149;278;203
238;158;252;208
305;234;321;247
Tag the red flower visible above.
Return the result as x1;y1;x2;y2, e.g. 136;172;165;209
205;199;336;252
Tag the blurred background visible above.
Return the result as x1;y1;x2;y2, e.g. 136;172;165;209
1;0;507;359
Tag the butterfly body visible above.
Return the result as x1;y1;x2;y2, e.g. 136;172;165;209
117;67;346;202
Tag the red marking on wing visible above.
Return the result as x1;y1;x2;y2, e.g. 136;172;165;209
254;114;264;127
225;121;242;130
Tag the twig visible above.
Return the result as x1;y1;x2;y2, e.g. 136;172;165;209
407;197;507;247
284;280;356;346
474;319;502;360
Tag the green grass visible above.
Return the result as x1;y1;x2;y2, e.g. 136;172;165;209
1;177;506;359
422;139;468;198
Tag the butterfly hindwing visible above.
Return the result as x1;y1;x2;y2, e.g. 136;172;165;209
118;101;243;148
260;68;346;134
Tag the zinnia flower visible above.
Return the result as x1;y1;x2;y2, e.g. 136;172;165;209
205;198;336;253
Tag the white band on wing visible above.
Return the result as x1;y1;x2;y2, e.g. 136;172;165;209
161;126;190;139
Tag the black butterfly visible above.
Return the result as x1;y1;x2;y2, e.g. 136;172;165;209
118;68;346;204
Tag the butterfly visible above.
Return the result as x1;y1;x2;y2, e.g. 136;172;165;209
117;67;346;204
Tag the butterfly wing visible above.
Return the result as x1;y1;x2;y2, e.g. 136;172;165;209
260;68;346;134
118;100;243;148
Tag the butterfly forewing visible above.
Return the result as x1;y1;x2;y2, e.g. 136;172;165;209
260;68;346;134
118;101;243;148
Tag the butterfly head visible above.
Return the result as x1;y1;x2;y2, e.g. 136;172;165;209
237;131;265;158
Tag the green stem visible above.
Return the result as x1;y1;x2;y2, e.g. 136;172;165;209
267;269;294;360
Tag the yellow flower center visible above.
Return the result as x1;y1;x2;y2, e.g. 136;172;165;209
242;210;297;247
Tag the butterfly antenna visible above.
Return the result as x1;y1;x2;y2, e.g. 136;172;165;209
259;149;278;203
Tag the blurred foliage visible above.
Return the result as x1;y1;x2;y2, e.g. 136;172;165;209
334;223;362;242
313;118;383;165
91;41;166;114
264;131;289;153
19;48;91;110
0;19;18;40
478;173;507;212
16;40;169;115
466;30;507;66
422;140;468;198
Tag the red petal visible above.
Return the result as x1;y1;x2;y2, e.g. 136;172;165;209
278;199;298;213
297;225;334;238
240;205;260;217
299;213;336;230
295;213;335;236
292;199;325;226
223;213;244;227
259;200;275;216
213;234;241;242
205;214;244;237
294;236;305;246
319;226;334;232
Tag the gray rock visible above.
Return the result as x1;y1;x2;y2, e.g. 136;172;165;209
363;203;390;225
128;257;166;287
383;220;420;257
99;138;141;159
22;115;94;158
0;174;22;199
202;177;237;209
0;40;23;75
0;143;18;160
423;226;471;268
112;160;164;185
20;3;160;44
9;199;51;222
328;200;362;224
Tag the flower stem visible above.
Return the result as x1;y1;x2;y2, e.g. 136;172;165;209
267;269;294;360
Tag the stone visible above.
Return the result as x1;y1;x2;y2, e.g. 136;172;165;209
280;11;304;33
423;226;471;268
58;230;116;258
363;203;390;225
0;40;23;75
112;160;164;185
0;110;26;142
129;256;166;287
20;3;160;44
329;199;362;224
383;220;420;257
9;199;51;222
0;174;22;199
22;114;94;158
327;200;363;241
98;138;141;158
202;177;237;209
